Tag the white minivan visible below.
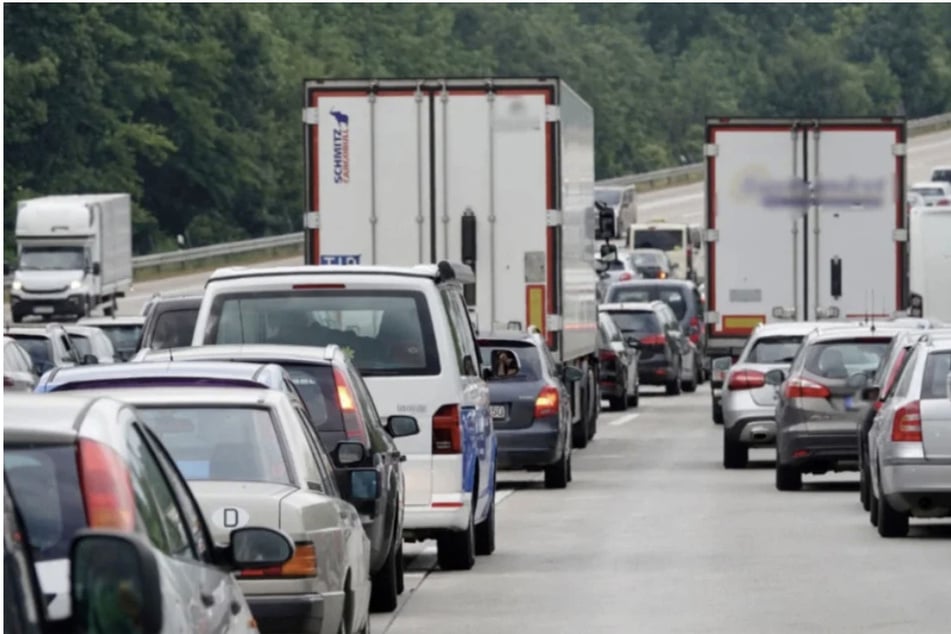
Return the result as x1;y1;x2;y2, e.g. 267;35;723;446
191;261;498;571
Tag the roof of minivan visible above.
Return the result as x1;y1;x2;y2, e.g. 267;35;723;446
77;316;146;327
62;386;283;409
608;279;698;291
804;324;907;343
38;360;279;389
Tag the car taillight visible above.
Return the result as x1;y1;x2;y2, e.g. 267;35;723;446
873;400;883;411
728;370;766;390
640;334;666;346
534;386;560;419
784;377;831;399
619;272;633;281
599;349;618;362
891;401;922;442
333;367;367;444
432;404;461;454
240;543;317;579
937;199;950;207
77;439;136;531
3;376;13;387
688;316;701;344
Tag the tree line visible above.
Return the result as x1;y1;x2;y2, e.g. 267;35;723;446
5;3;950;257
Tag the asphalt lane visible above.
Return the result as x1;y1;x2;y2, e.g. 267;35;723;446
374;385;951;634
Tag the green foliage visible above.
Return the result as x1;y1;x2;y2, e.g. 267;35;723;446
5;3;950;259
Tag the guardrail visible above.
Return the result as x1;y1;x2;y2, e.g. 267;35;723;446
5;112;949;291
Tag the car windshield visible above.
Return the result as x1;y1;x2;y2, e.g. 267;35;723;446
746;335;803;364
606;285;689;320
802;338;891;380
631;229;683;251
604;311;661;334
595;189;621;206
138;406;291;485
18;246;84;271
96;324;144;354
147;309;198;350
4;445;87;563
478;342;542;381
204;290;440;377
9;336;52;371
920;351;951;399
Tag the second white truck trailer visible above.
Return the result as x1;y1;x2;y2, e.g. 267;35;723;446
301;77;602;445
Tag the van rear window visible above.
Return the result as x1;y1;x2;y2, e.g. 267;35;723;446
605;285;688;320
204;290;441;377
603;311;661;334
632;229;683;251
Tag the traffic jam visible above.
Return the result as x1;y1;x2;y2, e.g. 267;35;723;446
4;78;951;633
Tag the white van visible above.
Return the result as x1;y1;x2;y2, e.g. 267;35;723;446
627;222;704;283
191;261;498;571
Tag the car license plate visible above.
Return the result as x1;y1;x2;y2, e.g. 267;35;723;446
33;306;54;315
490;405;507;420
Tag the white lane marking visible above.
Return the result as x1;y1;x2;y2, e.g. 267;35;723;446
495;488;516;505
609;413;640;427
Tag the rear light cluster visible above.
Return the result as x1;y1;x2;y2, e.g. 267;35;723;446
240;543;317;579
640;334;666;346
332;368;367;444
937;199;950;206
784;377;831;399
534;386;559;419
3;376;13;387
433;404;462;454
688;316;701;345
618;272;634;282
728;370;765;391
77;439;136;531
891;401;923;442
599;349;618;369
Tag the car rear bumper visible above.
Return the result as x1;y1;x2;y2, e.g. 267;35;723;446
248;593;324;634
599;376;625;397
637;358;675;385
778;423;859;469
403;495;472;535
881;461;951;515
497;421;563;469
727;416;777;446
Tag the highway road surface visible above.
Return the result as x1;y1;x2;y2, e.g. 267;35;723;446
372;385;950;634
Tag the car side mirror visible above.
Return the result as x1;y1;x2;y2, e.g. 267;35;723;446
764;369;786;386
81;354;99;365
481;365;494;381
562;365;585;383
861;386;881;402
349;468;381;501
70;531;164;634
332;441;367;467
386;415;420;438
227;526;295;569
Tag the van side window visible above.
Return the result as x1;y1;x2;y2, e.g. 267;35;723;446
440;288;478;376
448;290;481;376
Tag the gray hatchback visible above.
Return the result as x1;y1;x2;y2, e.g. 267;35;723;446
477;332;575;489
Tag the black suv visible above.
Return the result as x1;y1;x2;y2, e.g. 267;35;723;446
599;300;694;395
605;279;707;383
137;294;202;352
134;343;420;613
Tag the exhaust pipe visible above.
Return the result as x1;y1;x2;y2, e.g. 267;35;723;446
749;425;770;442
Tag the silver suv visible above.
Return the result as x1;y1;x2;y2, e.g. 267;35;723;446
868;335;951;537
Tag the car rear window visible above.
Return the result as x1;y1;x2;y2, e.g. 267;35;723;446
147;309;198;350
931;169;951;183
912;186;946;197
802;338;891;379
746;336;803;364
606;285;689;320
138;406;291;484
4;445;87;563
631;252;665;267
9;336;52;371
632;229;683;251
204;290;441;377
97;325;143;354
280;364;349;437
477;341;542;381
920;351;951;399
604;310;661;334
69;335;92;358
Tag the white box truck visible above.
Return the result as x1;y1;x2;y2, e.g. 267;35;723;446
703;117;909;361
10;194;133;322
908;205;951;322
301;77;602;443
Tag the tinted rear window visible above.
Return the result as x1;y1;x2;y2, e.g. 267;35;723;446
604;311;661;334
204;290;440;377
921;351;951;399
802;339;891;379
4;445;86;563
138;406;291;484
10;336;52;370
932;169;951;183
632;229;683;251
606;285;689;320
148;309;198;350
97;325;143;353
478;342;542;381
747;336;803;364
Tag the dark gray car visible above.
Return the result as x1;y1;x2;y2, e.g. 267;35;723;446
477;332;574;489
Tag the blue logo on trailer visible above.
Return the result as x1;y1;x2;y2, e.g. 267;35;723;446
330;108;350;184
320;254;361;265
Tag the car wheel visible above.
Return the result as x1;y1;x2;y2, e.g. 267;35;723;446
682;360;698;393
723;433;748;469
775;463;802;491
665;364;682;396
338;579;353;634
437;511;476;570
712;397;723;425
475;490;496;556
608;381;628;412
369;540;399;613
544;448;570;489
585;368;600;441
566;452;573;482
877;485;910;538
396;543;405;595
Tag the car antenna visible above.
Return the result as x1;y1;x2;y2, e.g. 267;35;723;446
168;347;174;362
869;290;876;333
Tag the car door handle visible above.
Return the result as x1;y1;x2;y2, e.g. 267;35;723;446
200;592;215;607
